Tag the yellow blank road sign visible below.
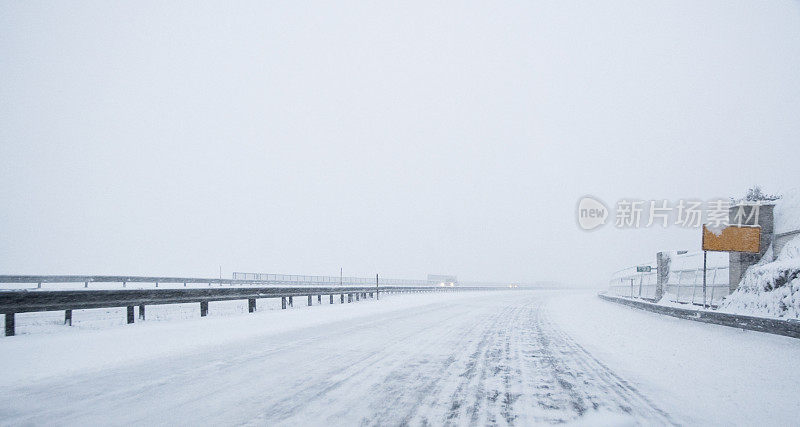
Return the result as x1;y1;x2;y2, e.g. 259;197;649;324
702;225;760;253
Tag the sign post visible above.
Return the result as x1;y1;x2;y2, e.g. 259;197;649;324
703;251;707;308
701;224;761;308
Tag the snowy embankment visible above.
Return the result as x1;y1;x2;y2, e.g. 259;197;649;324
720;188;800;319
550;292;800;426
719;235;800;318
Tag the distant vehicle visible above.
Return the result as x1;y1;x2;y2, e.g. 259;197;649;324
427;274;457;287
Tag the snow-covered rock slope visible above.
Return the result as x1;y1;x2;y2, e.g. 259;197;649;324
720;189;800;318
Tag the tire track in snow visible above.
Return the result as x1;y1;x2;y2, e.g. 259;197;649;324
414;297;676;426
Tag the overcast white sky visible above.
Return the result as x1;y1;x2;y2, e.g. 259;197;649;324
1;1;799;286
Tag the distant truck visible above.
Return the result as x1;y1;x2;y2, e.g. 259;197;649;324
427;274;458;287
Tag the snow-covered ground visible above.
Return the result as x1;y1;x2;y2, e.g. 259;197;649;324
549;292;800;426
719;234;800;318
1;290;799;425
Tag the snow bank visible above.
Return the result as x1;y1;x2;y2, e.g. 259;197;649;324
720;234;800;318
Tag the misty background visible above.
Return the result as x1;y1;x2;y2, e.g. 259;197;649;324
1;1;799;286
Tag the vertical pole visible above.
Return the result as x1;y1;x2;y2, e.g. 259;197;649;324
638;275;643;298
281;297;287;309
376;274;379;300
703;250;708;308
65;309;72;326
84;281;88;288
317;295;321;304
630;278;634;298
200;301;209;317
710;268;718;305
288;296;293;307
155;282;158;288
248;298;256;313
308;295;312;306
340;267;343;286
655;252;666;302
37;282;41;289
139;304;145;320
5;313;14;336
127;306;134;324
341;293;344;303
330;294;334;304
123;281;126;288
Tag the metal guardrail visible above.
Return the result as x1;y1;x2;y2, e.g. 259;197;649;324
0;275;377;288
609;268;658;300
663;267;729;306
231;272;429;286
599;293;800;339
609;254;730;307
0;274;438;289
0;275;497;336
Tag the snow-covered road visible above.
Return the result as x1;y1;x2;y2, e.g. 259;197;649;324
1;290;798;425
0;291;667;425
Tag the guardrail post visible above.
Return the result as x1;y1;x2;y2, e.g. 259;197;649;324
356;293;360;301
155;282;158;288
340;294;344;303
84;281;88;288
288;296;293;307
64;309;72;326
37;282;41;289
308;295;312;306
127;306;134;323
200;301;209;317
317;295;321;304
329;294;334;304
348;293;352;303
122;281;126;288
139;304;145;320
248;298;256;313
281;297;287;309
183;282;186;287
5;313;15;336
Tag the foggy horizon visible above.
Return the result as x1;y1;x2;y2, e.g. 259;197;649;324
2;1;799;287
